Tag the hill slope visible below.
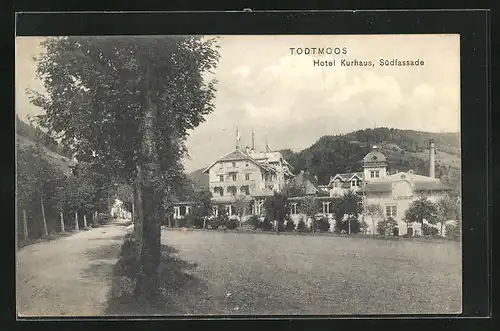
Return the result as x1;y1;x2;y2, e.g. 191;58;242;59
188;127;461;192
16;117;73;174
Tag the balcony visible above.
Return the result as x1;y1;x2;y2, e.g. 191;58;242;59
210;180;256;188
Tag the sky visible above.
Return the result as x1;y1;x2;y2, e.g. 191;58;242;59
16;35;460;173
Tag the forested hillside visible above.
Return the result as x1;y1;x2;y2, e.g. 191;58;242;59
16;116;72;158
189;127;461;193
280;127;461;191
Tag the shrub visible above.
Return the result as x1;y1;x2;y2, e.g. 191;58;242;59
377;217;398;235
422;223;439;236
176;217;187;228
184;214;197;228
314;217;330;232
191;215;205;229
296;219;306;232
210;218;223;229
225;218;238;230
445;223;460;240
285;219;296;231
247;215;261;229
359;220;370;234
259;217;273;231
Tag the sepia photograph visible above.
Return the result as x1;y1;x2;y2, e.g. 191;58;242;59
16;34;462;317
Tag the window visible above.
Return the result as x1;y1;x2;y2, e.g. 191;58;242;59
219;175;224;182
245;174;250;180
357;180;362;187
232;162;236;167
370;171;375;178
245;161;249;167
375;171;380;178
290;203;297;215
241;186;249;195
232;174;237;181
385;205;397;218
350;180;356;187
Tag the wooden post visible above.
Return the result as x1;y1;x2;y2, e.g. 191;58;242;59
60;212;65;233
74;211;79;231
83;214;88;228
22;209;28;240
40;195;48;236
203;217;206;230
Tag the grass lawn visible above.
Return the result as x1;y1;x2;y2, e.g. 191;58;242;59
108;230;462;316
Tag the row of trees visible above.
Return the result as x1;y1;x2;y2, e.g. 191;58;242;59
17;143;116;242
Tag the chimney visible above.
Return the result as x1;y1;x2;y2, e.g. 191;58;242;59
252;128;255;151
429;139;435;178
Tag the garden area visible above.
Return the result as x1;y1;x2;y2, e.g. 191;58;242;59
164;188;461;242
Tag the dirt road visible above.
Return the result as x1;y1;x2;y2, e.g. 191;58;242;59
16;220;128;317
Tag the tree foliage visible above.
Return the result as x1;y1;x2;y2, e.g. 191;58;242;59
299;196;318;232
29;36;220;296
29;36;219;184
404;196;438;225
366;204;384;235
377;217;399;235
263;192;289;232
282;180;306;197
331;191;362;221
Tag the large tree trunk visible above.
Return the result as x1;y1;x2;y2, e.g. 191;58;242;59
134;68;162;299
83;214;88;228
40;195;48;236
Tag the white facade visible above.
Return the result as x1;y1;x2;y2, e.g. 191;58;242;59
203;147;294;205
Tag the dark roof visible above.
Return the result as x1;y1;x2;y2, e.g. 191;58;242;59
362;180;452;194
363;151;387;164
203;148;270;173
219;149;251;162
414;181;452;191
294;172;322;192
362;182;392;193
